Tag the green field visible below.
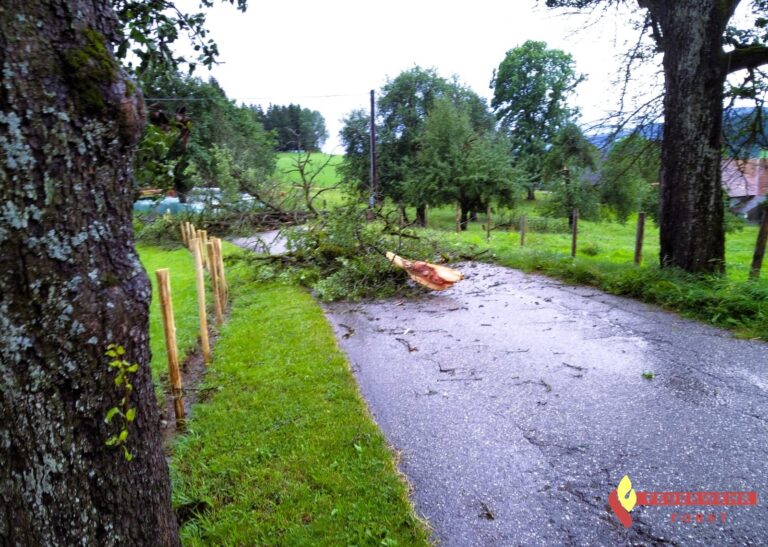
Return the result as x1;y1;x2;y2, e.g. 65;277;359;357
273;152;347;208
274;152;344;187
420;201;761;282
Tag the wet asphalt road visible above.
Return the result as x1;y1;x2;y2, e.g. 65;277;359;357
231;229;289;255
323;262;768;546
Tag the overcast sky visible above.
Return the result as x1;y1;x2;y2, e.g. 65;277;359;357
175;0;661;153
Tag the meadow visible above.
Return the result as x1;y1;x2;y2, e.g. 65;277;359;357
273;152;347;208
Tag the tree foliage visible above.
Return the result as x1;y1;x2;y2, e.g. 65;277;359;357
262;104;328;151
599;135;661;223
491;40;583;199
542;123;598;183
540;123;600;222
376;66;453;214
338;108;372;192
137;72;275;198
407;99;522;228
114;0;247;76
340;66;508;224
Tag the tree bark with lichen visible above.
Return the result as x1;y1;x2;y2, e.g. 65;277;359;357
0;1;178;544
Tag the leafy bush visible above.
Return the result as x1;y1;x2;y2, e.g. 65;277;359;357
724;205;747;233
543;175;601;221
133;214;184;248
580;242;601;256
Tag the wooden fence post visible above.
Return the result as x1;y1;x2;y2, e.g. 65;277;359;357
155;269;185;428
486;203;492;242
213;237;228;307
207;241;224;326
455;203;461;233
201;230;209;261
180;223;187;245
196;230;209;270
191;238;211;365
520;215;527;247
634;212;646;265
186;223;195;252
571;208;579;257
750;207;768;280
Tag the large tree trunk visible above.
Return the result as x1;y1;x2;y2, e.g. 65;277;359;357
0;2;179;545
652;1;727;273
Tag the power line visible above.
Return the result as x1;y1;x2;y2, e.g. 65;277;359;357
144;92;369;102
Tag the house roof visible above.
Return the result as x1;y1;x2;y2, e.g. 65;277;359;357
722;158;768;198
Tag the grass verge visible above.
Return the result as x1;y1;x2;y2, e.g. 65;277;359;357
162;257;429;544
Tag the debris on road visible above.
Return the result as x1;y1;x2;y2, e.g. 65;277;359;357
386;251;464;291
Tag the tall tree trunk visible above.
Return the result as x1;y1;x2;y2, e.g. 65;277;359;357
416;204;427;227
652;1;727;273
526;185;536;201
0;2;179;545
460;204;470;231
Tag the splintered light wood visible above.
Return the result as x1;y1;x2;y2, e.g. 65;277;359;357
385;251;463;291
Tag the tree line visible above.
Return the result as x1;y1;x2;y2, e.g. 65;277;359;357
135;72;328;201
339;45;661;230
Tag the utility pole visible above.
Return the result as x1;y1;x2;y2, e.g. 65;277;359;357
369;89;378;220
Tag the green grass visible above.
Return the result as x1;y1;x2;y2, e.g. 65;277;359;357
139;245;202;390
414;194;761;281
274;152;347;208
432;211;760;281
274;152;344;187
150;252;429;545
